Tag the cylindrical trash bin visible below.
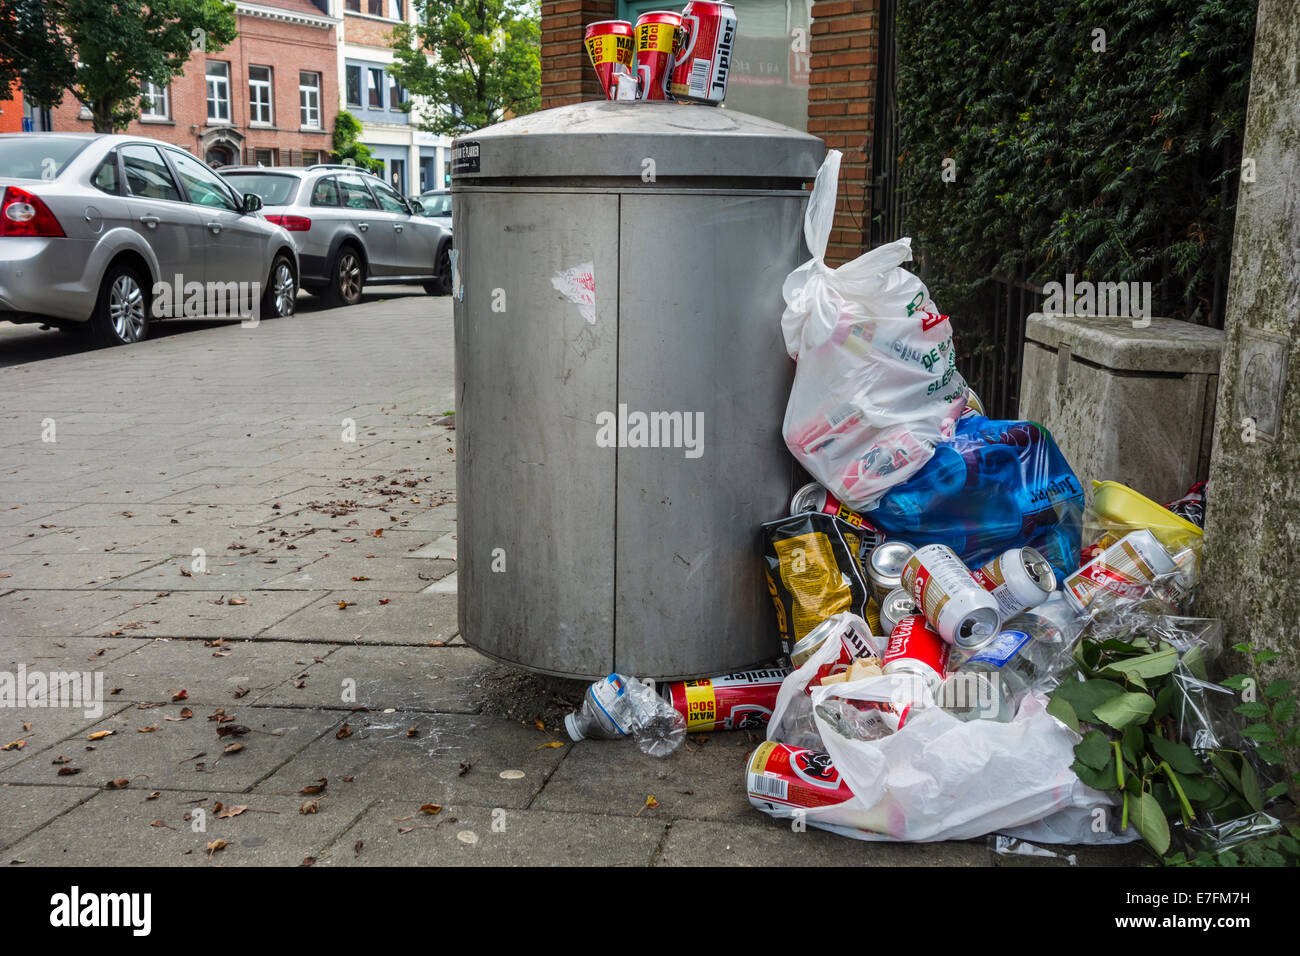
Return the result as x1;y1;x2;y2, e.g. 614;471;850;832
452;101;824;681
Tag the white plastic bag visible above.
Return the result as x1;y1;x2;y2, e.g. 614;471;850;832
765;664;1121;841
780;151;968;511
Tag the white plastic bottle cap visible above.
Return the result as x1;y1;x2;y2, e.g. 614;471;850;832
564;713;584;742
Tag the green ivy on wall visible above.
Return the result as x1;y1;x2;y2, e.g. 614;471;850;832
894;0;1257;327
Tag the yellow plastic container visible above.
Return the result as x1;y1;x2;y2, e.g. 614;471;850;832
1090;480;1204;557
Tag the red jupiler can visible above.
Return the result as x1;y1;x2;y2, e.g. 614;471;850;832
584;20;635;101
634;11;682;100
661;666;789;732
881;614;949;694
746;741;857;814
670;1;738;104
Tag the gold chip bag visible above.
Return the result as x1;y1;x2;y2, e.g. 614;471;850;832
762;511;871;661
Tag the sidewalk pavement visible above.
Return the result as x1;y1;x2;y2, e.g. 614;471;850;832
0;293;1144;866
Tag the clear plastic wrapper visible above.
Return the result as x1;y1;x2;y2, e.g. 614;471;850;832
779;151;967;512
866;416;1085;581
1184;811;1283;854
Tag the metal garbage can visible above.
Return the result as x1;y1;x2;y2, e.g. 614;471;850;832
452;101;824;681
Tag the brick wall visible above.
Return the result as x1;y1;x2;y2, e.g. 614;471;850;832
808;0;877;265
344;13;398;48
51;13;338;165
540;0;615;109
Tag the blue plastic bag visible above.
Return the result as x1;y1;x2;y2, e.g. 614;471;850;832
865;416;1084;579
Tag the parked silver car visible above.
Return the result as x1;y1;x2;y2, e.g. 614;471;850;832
417;188;452;231
0;133;298;346
223;165;453;305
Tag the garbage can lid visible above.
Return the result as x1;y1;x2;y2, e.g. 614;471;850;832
1026;313;1225;375
451;101;824;183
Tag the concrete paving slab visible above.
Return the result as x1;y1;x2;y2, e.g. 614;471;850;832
532;732;771;826
263;554;454;592
2;788;372;866
258;590;458;644
0;703;134;773
32;503;285;528
95;589;325;638
318;803;666;867
112;553;314;592
253;712;566;808
0;704;342;793
0;784;100;851
252;645;493;713
406;532;457;560
0;589;160;637
657;818;996;866
91;637;338;707
0;553;173;589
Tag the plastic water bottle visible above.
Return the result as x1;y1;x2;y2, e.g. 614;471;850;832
564;674;687;757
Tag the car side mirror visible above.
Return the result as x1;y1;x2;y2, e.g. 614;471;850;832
409;200;425;216
243;193;263;213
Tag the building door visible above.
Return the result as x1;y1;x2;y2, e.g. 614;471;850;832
205;145;234;168
389;158;407;196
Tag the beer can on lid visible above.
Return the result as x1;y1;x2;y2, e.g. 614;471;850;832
866;539;916;604
1063;529;1177;611
878;587;919;636
660;666;789;732
901;543;1001;652
972;546;1056;619
584;20;635;101
670;0;737;104
882;614;949;694
746;741;857;814
634;11;681;100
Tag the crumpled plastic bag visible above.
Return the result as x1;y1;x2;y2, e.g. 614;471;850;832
779;150;967;511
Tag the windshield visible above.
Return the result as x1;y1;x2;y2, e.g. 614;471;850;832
419;192;452;217
0;136;91;180
223;172;300;206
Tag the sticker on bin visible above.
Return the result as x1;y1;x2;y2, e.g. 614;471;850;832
551;262;596;324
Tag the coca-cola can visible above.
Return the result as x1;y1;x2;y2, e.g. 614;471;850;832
670;0;737;104
584;20;636;101
882;614;949;694
660;666;789;732
634;11;681;100
746;741;857;813
878;587;919;636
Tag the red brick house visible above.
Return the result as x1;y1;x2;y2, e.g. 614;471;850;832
51;0;341;168
541;0;878;265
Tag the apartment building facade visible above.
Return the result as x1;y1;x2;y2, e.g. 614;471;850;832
335;0;452;195
51;0;342;168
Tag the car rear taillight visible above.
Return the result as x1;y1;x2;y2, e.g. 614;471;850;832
265;214;311;231
0;186;65;238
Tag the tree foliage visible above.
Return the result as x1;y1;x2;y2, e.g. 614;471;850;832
331;110;384;174
894;0;1257;326
0;0;238;133
388;0;541;137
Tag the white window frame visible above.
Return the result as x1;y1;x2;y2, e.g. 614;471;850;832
367;67;385;110
141;82;170;120
249;66;273;126
299;71;322;129
206;61;231;123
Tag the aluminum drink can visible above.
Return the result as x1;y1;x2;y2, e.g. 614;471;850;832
878;587;919;636
661;666;789;732
901;543;1002;652
669;0;737;104
881;614;949;694
746;741;857;814
961;386;986;418
1063;529;1177;611
584;20;636;100
866;539;916;604
789;615;876;670
790;481;886;555
634;11;682;100
972;546;1056;619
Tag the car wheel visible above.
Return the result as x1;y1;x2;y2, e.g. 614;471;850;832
424;245;453;296
326;245;364;307
90;263;150;346
261;254;297;320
